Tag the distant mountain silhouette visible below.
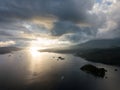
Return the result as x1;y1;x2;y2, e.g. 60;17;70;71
40;38;120;53
76;38;120;49
0;47;22;54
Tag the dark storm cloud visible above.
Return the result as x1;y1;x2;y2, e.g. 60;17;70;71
0;22;26;31
0;0;97;45
51;21;95;36
0;31;12;36
0;0;94;23
51;21;80;36
59;33;92;43
50;20;96;44
0;0;120;46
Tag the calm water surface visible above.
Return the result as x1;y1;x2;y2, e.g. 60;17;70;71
0;50;120;90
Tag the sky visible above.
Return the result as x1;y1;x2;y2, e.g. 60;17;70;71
0;0;120;48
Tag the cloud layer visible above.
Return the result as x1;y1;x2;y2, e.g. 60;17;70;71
0;0;120;47
0;41;15;47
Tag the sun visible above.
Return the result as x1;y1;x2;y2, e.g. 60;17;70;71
28;37;68;56
28;37;54;57
29;47;40;57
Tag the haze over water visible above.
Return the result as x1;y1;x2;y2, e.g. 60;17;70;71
0;49;119;90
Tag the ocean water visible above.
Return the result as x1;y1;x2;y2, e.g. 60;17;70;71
0;50;120;90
